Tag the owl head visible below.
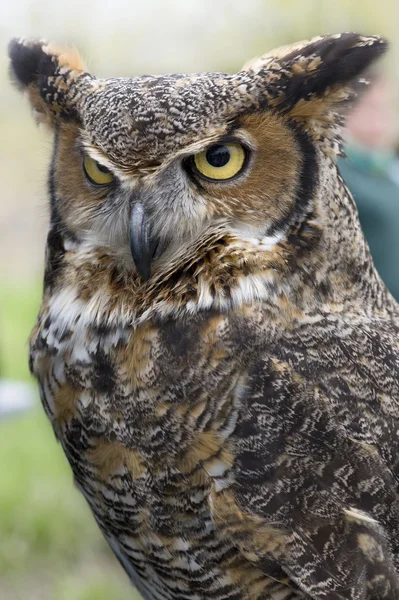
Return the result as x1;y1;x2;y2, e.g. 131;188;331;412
9;35;387;310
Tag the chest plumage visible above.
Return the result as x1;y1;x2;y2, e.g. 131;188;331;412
11;32;399;599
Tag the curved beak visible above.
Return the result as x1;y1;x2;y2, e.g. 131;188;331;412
129;203;161;281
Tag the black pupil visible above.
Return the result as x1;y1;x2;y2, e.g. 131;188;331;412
206;145;230;168
96;162;110;173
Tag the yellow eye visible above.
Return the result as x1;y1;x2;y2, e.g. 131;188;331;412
193;142;247;181
83;156;114;186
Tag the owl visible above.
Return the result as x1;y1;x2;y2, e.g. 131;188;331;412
9;33;399;599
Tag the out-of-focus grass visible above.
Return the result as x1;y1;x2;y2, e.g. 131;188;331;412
0;281;42;381
0;282;139;600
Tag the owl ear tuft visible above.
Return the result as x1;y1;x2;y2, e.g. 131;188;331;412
284;33;387;103
245;33;388;122
8;37;89;127
8;38;48;89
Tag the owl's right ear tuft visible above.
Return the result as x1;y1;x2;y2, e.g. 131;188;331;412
8;37;89;127
8;38;55;127
8;38;48;89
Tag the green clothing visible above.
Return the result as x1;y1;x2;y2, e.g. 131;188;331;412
338;146;399;300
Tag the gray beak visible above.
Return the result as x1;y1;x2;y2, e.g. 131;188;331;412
129;203;162;281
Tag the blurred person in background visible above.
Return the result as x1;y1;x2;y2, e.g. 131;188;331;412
338;74;399;299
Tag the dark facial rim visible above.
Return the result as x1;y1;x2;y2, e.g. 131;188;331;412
185;138;251;184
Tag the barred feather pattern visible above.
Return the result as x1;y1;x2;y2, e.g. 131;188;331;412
30;167;399;598
17;30;399;600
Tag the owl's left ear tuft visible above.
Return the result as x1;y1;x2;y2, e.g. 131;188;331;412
245;33;388;124
283;33;387;98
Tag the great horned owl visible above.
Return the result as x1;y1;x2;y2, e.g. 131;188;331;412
9;33;399;599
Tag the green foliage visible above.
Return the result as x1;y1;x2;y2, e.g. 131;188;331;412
0;282;42;381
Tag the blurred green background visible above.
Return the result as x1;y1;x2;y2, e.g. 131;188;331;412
0;1;398;598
